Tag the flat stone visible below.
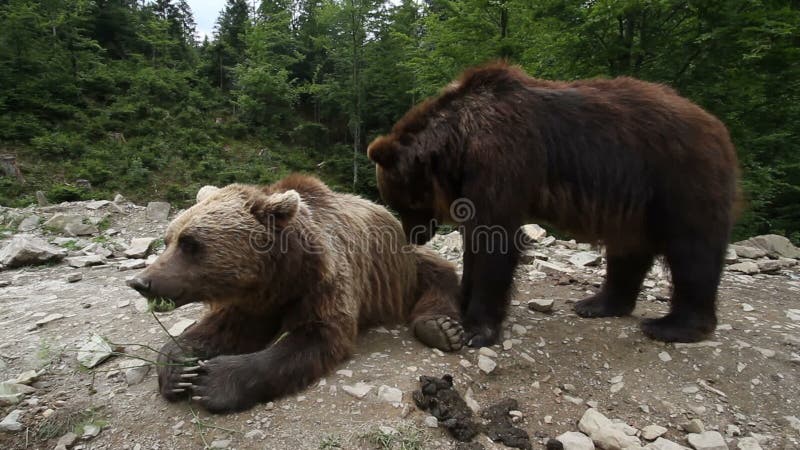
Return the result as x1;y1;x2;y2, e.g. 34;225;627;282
730;245;767;259
168;319;196;336
556;431;595;450
0;235;66;268
512;324;527;336
76;334;113;368
35;313;64;327
67;273;83;283
535;260;574;275
0;383;36;405
43;214;96;236
592;425;641;449
210;439;231;449
579;408;613;436
119;359;150;385
245;429;266;440
336;369;353;378
658;351;672;362
66;254;105;268
146;202;171;221
377;385;402;403
0;409;22;432
528;298;554;313
687;431;727;450
56;432;78;448
478;355;497;374
685;419;705;433
724;248;738;264
17;215;40;232
570;251;603;267
124;237;156;258
85;200;110;210
342;382;373;399
118;259;146;271
6;370;40;385
478;347;498;358
728;261;759;274
641;425;668;441
424;416;439;428
735;437;762;450
645;438;691;450
736;234;800;259
521;224;547;243
82;423;101;439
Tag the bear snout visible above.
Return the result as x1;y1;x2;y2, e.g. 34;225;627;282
127;276;151;295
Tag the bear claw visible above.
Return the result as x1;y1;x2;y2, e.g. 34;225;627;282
413;316;464;352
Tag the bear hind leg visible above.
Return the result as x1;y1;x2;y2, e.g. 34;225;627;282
575;250;653;318
641;239;722;342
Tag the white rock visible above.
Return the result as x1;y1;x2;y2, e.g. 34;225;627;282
728;262;759;274
85;200;110;210
610;382;624;393
0;235;66;268
465;388;480;413
35;313;64;327
119;359;150;385
570;251;603;267
124;237;156;259
528;299;554;313
478;347;498;358
735;234;800;259
118;259;146;271
735;437;762;450
82;423;101;439
724;248;738;264
535;260;574;275
67;273;83;283
557;431;596;450
336;369;353;378
729;245;766;259
658;351;672;362
168;319;196;336
0;383;36;405
787;310;800;322
478;355;497;374
55;432;78;448
76;334;113;368
43;214;98;236
592;425;642;449
503;340;513;350
641;425;668;441
685;419;705;434
511;324;527;336
0;409;23;432
66;254;105;268
6;370;40;385
209;439;230;449
377;385;402;403
645;438;691;450
378;426;397;435
146;202;171;221
579;409;614;436
521;224;547;242
741;303;754;312
17;215;40;232
424;415;439;428
784;415;800;432
196;185;220;203
245;429;266;440
687;431;727;450
342;382;373;399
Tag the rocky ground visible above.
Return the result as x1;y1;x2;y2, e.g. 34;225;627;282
0;196;799;450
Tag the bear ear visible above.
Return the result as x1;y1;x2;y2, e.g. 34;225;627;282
249;189;301;229
367;136;398;168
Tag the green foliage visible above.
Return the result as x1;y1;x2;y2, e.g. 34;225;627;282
0;0;797;241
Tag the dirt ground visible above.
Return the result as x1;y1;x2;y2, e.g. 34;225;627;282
1;202;799;450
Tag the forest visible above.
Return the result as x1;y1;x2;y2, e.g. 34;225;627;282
0;0;798;241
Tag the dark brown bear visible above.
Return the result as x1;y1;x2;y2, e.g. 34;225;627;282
126;174;463;413
368;62;739;346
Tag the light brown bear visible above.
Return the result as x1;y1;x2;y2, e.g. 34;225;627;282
126;174;463;413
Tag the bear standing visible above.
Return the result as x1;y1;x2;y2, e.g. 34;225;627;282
127;174;463;413
368;62;739;346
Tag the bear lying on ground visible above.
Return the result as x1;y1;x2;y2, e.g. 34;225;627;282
127;174;463;413
368;62;739;346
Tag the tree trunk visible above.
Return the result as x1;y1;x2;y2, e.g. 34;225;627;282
0;155;25;183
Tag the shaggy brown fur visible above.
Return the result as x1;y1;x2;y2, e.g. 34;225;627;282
368;62;739;346
126;174;463;413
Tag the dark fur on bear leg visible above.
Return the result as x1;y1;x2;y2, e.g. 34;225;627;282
461;225;519;347
640;239;723;343
574;251;654;318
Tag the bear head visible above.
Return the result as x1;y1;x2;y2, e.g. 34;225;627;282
126;184;307;311
367;133;453;245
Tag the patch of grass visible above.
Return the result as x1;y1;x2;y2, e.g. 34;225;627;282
91;235;109;244
96;216;112;231
151;237;165;252
147;297;176;313
319;435;343;449
58;240;81;251
361;425;424;450
34;403;103;441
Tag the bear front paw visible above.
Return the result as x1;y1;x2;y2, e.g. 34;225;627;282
158;355;201;402
184;355;254;413
413;315;464;352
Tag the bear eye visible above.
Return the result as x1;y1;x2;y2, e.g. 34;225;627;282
178;234;202;255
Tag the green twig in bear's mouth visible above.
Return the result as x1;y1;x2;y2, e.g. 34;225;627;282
148;299;190;355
